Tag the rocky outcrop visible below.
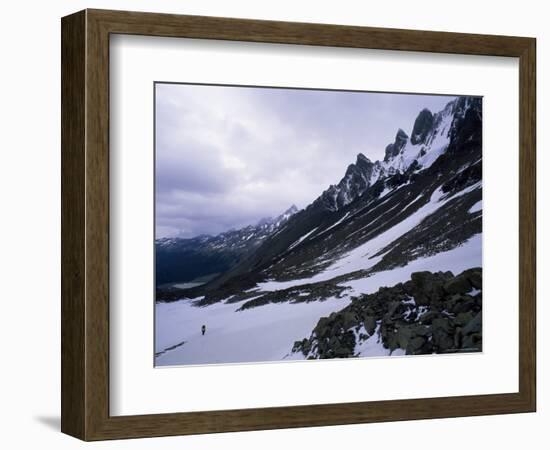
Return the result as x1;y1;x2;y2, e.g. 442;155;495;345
411;108;435;145
384;128;409;162
317;153;382;211
292;268;482;358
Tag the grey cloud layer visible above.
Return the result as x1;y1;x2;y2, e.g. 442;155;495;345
156;83;456;238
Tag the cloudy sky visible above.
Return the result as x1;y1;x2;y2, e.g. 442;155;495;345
155;83;456;239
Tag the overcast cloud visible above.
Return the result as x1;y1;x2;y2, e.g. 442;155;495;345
155;83;456;238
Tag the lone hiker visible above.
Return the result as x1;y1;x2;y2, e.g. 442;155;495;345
201;324;206;336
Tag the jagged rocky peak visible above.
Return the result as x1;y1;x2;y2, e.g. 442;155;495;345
411;108;434;145
258;204;299;227
285;204;299;215
256;216;274;226
318;153;380;212
356;152;372;165
431;96;480;145
344;152;373;177
384;128;409;162
314;96;481;213
452;96;481;118
445;97;483;154
277;204;299;222
395;128;409;144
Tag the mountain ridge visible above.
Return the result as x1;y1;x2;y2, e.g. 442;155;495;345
315;97;471;212
155;204;299;285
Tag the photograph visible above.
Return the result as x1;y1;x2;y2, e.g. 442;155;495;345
154;83;483;367
48;4;537;443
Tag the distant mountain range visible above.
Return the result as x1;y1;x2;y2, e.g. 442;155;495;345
156;205;298;285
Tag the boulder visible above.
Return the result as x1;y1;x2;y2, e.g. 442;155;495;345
418;310;438;325
413;293;430;306
385;331;400;352
334;346;349;357
432;317;453;333
410;271;447;304
462;268;482;289
364;315;377;336
402;280;415;296
406;336;426;355
474;294;482;309
462;332;482;351
454;328;463;349
462;312;482;335
454;311;474;327
409;324;430;337
386;301;402;318
452;297;477;314
397;327;413;349
342;311;358;330
433;332;455;352
444;274;472;295
314;317;332;338
411;271;434;288
431;317;455;352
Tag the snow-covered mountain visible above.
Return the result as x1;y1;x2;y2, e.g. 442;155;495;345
156;205;298;285
155;96;483;366
317;153;383;211
316;97;473;212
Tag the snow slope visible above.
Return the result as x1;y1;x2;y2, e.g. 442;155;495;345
155;295;351;366
344;233;481;296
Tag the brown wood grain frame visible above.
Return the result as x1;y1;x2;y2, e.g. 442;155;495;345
61;9;536;441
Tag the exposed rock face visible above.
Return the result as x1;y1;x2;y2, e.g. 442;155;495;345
314;97;480;214
318;153;382;212
292;268;482;358
411;108;435;145
384;128;409;162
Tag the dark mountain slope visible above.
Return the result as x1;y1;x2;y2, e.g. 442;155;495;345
156;205;298;285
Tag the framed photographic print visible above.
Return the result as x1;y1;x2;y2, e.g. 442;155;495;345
61;9;536;440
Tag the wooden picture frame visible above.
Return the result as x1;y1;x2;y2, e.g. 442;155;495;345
61;9;536;441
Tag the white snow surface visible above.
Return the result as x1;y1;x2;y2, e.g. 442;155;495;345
318;211;351;235
288;226;319;250
344;234;481;297
469;200;482;213
155;295;351;366
353;324;389;357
